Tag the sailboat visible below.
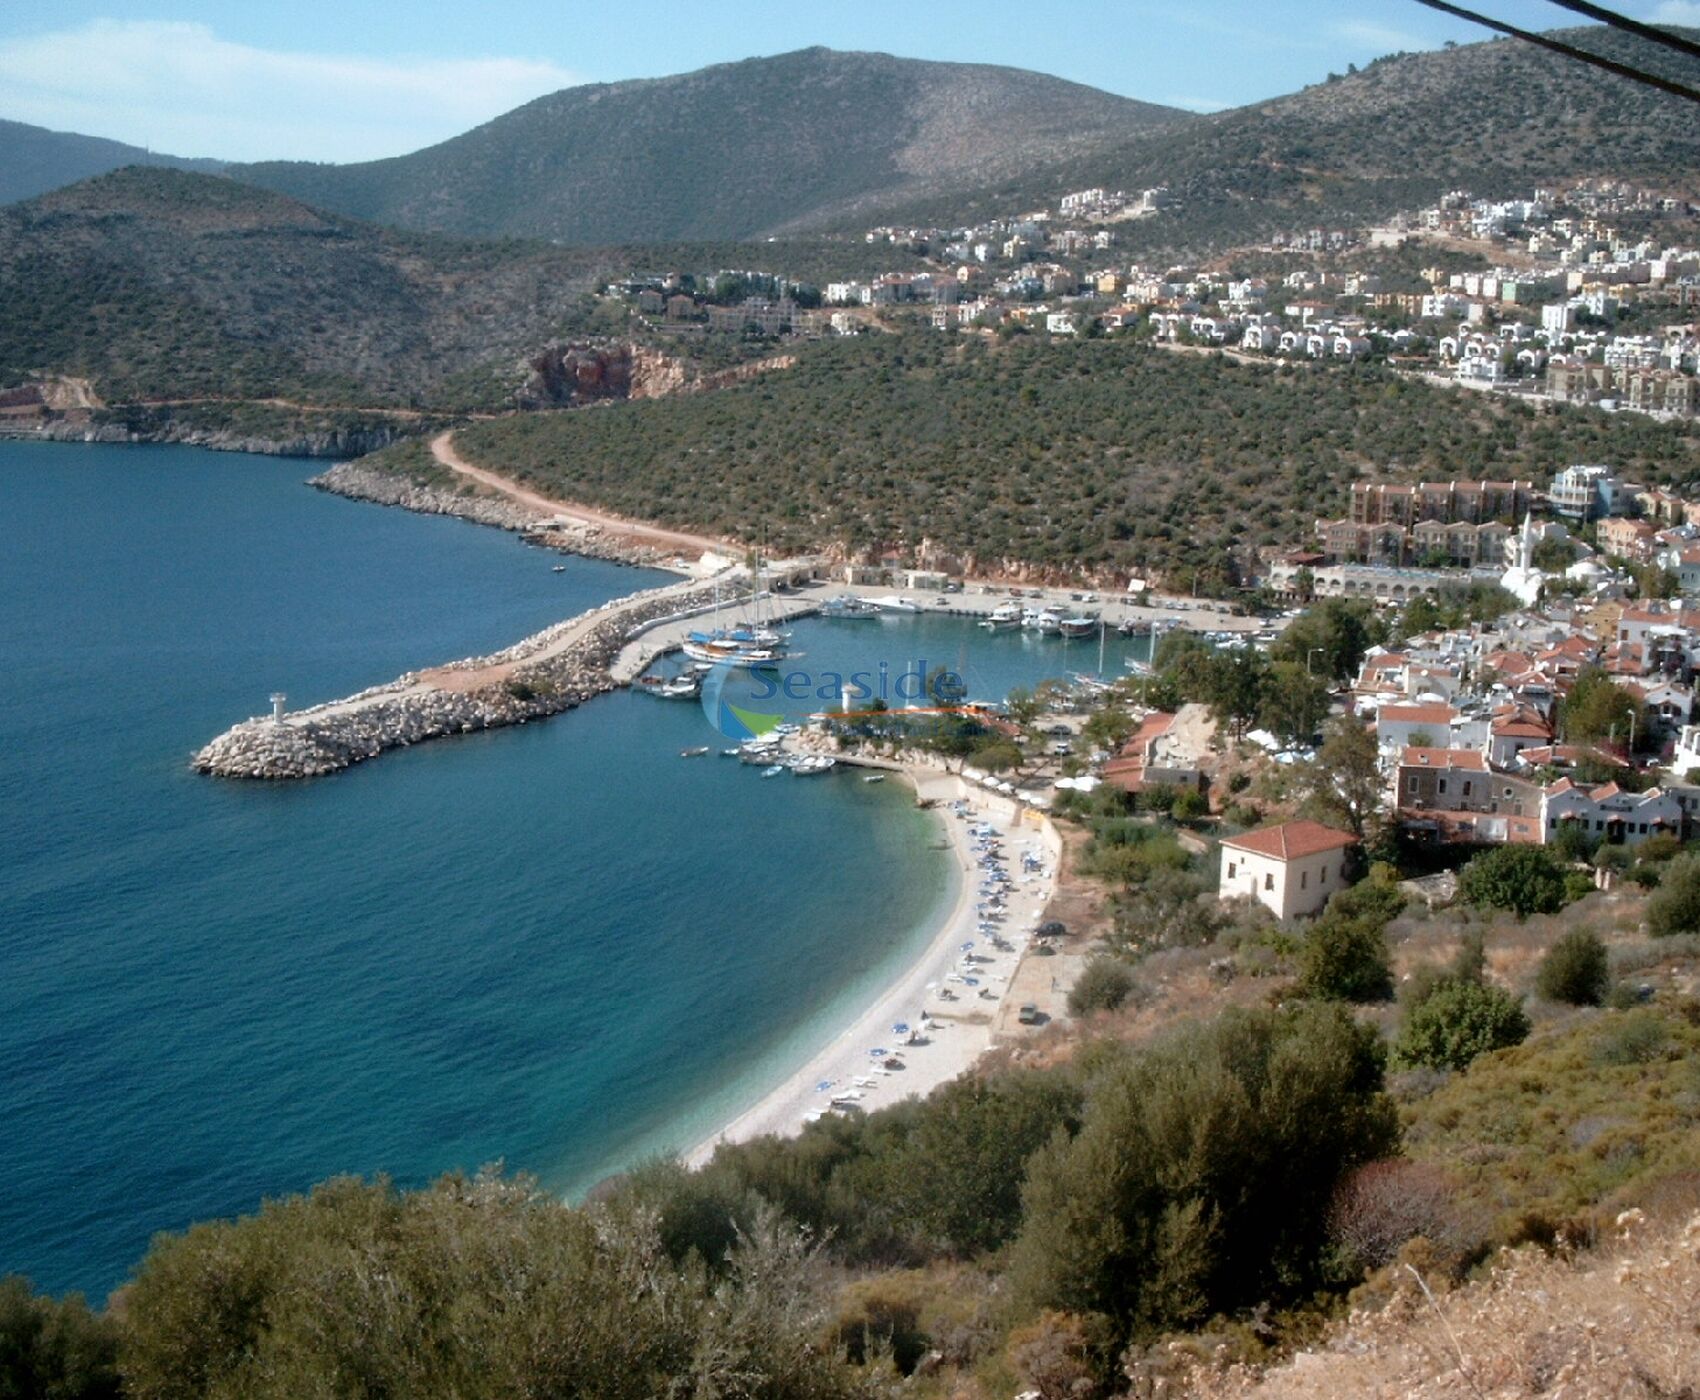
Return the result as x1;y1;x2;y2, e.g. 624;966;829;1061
680;561;791;668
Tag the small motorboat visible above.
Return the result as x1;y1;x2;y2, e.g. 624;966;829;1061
551;564;566;573
761;764;785;778
863;774;885;784
680;746;711;758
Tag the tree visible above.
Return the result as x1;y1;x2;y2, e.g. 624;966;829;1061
1560;667;1644;750
0;1277;120;1400
1300;716;1381;839
1394;979;1529;1071
1457;845;1568;917
1534;929;1610;1006
1272;599;1380;685
1082;706;1135;752
1646;853;1700;937
1202;645;1268;739
1299;915;1394;1003
1258;661;1330;746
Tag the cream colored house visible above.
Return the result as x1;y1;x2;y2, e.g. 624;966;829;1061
1218;820;1359;921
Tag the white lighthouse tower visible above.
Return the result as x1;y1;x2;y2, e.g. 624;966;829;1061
269;692;287;724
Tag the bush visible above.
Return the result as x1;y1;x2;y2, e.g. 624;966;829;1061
1006;1004;1397;1346
1534;930;1610;1006
1068;956;1140;1016
1298;915;1394;1003
1595;1009;1672;1066
0;1277;120;1400
1646;854;1700;938
1395;980;1530;1072
1172;788;1208;822
1457;845;1568;917
1327;1160;1470;1272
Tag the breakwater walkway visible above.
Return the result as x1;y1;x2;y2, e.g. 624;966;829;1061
195;577;735;779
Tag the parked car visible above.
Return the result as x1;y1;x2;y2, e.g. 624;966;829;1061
1018;1003;1041;1025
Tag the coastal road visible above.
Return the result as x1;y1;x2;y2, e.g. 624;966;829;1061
430;431;735;559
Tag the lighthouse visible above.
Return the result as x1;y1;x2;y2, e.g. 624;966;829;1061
269;693;287;724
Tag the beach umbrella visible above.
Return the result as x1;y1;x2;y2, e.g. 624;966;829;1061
815;1080;833;1092
892;1022;909;1034
869;1047;889;1057
961;940;975;950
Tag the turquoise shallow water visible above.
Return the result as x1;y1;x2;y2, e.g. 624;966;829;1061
0;442;1149;1301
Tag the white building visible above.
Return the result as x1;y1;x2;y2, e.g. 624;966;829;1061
1218;820;1360;921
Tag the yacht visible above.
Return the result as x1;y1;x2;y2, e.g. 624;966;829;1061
1026;607;1063;634
981;601;1023;631
819;595;880;620
1058;613;1099;639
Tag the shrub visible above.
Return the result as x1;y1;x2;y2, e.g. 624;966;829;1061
1395;980;1530;1072
1595;1009;1672;1066
1457;845;1568;917
1646;854;1700;938
1298;915;1394;1003
1006;1004;1397;1345
1068;956;1140;1016
1172;788;1208;822
1327;1160;1469;1272
1535;930;1610;1006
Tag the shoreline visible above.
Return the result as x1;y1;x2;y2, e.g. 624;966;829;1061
683;765;1060;1166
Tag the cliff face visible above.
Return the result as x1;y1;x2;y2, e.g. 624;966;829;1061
519;344;638;408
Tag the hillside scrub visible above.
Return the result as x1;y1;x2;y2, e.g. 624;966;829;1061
439;334;1700;583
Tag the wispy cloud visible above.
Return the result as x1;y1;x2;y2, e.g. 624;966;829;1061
1330;19;1436;54
1649;0;1700;23
0;20;585;163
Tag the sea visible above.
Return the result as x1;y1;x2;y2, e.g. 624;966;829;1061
0;440;1150;1300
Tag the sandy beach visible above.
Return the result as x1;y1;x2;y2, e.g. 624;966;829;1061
684;766;1059;1166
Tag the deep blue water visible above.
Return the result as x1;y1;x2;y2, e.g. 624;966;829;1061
0;442;1147;1301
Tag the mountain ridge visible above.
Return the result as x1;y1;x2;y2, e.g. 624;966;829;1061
0;118;225;207
225;47;1189;243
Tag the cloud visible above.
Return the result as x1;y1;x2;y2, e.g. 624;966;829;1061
1330;19;1435;54
0;20;585;162
1649;0;1700;22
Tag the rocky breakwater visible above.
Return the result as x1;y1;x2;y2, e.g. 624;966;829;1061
194;584;717;779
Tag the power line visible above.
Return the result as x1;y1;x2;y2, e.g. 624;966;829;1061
1540;0;1700;66
1412;0;1700;106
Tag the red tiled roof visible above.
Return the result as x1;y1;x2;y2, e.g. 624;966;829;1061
1377;703;1457;726
1221;820;1358;861
1400;746;1487;769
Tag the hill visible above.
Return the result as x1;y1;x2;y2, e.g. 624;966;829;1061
0;166;894;416
0;118;224;206
228;47;1188;244
877;25;1700;255
366;332;1700;585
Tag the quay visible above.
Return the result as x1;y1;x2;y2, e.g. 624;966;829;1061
196;564;1280;780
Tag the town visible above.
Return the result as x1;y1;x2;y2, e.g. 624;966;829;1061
605;176;1700;422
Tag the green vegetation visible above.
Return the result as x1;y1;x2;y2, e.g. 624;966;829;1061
229;48;1182;245
1646;853;1700;937
1457;845;1570;918
1067;955;1141;1016
1395;978;1530;1071
435;335;1700;582
0;1276;119;1400
1297;880;1400;1003
1535;929;1611;1006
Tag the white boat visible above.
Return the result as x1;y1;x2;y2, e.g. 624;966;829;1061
1026;607;1063;634
980;602;1023;631
680;746;711;758
866;594;921;614
862;774;886;784
791;755;836;775
761;765;785;778
550;564;566;573
1058;614;1099;639
635;672;701;700
819;595;880;620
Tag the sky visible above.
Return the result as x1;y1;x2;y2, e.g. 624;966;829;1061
1;0;1697;163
